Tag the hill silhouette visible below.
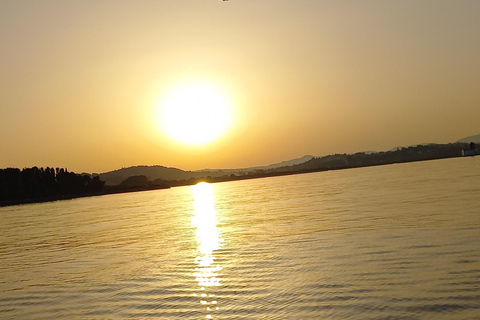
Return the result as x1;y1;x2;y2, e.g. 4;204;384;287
457;133;480;144
99;140;476;187
98;135;480;186
100;165;191;186
1;133;478;207
99;155;315;185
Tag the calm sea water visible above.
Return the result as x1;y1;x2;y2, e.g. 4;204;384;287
1;157;480;319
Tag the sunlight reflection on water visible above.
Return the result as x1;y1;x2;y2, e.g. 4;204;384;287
1;158;480;319
191;182;222;318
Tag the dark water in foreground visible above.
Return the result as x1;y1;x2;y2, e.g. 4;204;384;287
1;157;480;319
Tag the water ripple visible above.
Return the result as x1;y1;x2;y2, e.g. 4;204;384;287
1;158;480;319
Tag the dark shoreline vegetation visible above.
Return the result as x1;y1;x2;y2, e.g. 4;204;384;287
1;142;477;207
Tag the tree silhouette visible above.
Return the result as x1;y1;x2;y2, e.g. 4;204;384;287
0;167;105;206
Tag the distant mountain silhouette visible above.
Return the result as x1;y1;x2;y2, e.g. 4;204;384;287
4;134;476;206
457;133;480;143
389;143;433;152
220;155;315;173
279;143;468;174
100;165;193;185
99;156;315;185
253;155;315;170
99;134;480;186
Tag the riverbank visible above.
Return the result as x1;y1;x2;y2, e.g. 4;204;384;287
1;142;476;207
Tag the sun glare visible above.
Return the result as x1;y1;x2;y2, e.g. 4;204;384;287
156;82;234;146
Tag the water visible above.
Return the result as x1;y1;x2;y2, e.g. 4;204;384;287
1;157;480;319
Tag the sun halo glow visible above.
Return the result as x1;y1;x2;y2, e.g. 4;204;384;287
156;82;234;146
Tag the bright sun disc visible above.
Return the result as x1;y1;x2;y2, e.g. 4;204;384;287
157;82;233;146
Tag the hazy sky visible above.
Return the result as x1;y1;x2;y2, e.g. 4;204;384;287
1;1;479;173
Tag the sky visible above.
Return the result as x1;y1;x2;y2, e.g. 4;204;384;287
1;0;479;173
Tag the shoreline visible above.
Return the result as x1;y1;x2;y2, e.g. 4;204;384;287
2;149;476;208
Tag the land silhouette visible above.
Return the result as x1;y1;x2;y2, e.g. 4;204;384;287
1;136;478;207
0;167;104;206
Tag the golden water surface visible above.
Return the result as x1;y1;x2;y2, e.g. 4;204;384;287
1;157;480;319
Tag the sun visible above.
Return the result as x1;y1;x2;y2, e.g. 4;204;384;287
156;82;234;146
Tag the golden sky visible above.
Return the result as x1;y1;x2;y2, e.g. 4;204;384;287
1;1;479;173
